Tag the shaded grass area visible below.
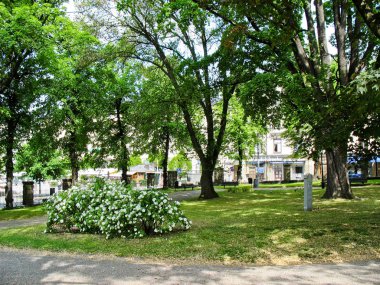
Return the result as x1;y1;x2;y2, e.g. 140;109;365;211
363;179;380;185
0;205;45;221
0;187;379;265
243;182;320;188
161;187;201;193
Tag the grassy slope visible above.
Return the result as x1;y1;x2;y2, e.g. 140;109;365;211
0;187;379;265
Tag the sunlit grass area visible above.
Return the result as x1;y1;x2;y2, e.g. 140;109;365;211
0;205;45;221
0;187;379;265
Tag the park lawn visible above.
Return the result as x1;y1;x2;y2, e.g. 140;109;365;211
0;187;379;265
0;205;45;221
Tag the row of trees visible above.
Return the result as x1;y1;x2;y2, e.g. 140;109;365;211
1;0;378;207
77;0;379;199
0;0;255;207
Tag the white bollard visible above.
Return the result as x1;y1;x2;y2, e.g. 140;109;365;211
304;174;313;211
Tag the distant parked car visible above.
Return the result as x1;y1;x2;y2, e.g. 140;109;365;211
348;173;362;179
348;173;367;184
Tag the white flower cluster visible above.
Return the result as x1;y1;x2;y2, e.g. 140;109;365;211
45;180;191;239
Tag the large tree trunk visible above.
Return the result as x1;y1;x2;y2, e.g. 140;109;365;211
115;98;129;185
323;146;353;199
5;120;16;209
162;127;170;189
120;156;128;184
199;160;218;199
70;158;79;186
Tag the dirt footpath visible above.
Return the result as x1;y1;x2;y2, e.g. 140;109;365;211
0;247;379;285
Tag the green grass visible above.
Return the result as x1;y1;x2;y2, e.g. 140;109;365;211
0;187;379;265
366;179;380;185
0;205;46;221
154;179;380;192
243;181;321;188
160;186;201;193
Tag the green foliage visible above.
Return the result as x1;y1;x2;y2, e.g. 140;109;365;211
201;0;379;170
226;186;252;193
222;96;265;161
88;63;141;172
131;67;189;161
0;2;62;159
347;68;380;157
15;143;68;181
239;73;282;128
40;18;106;177
129;154;142;167
0;0;68;207
168;152;192;171
45;180;191;239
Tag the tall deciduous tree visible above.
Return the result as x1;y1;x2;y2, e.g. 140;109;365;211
110;1;251;199
0;1;62;208
78;0;250;198
196;0;379;198
89;63;139;184
221;96;263;182
46;19;104;185
132;67;188;189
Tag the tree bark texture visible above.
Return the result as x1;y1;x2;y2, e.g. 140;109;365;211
115;98;129;185
199;159;218;199
162;127;170;189
5;119;16;209
323;146;353;199
120;153;128;184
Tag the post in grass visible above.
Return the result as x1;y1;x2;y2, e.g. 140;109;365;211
304;174;313;211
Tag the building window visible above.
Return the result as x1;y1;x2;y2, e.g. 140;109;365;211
295;166;303;174
273;139;282;153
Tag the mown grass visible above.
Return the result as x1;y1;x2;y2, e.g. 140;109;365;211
0;205;45;221
150;179;380;193
0;187;379;265
245;182;320;188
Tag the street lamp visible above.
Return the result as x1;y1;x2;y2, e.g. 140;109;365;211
321;152;325;189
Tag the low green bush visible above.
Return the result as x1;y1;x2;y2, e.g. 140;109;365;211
45;180;191;239
227;186;252;193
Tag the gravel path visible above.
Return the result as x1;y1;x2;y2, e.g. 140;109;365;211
0;215;47;229
0;247;379;285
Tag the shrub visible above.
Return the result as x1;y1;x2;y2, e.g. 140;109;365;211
45;180;191;239
227;186;252;193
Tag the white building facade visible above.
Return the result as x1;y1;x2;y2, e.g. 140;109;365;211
191;128;315;183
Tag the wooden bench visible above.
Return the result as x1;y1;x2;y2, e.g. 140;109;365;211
221;181;239;188
175;183;197;190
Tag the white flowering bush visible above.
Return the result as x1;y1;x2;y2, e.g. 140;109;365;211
45;180;192;238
